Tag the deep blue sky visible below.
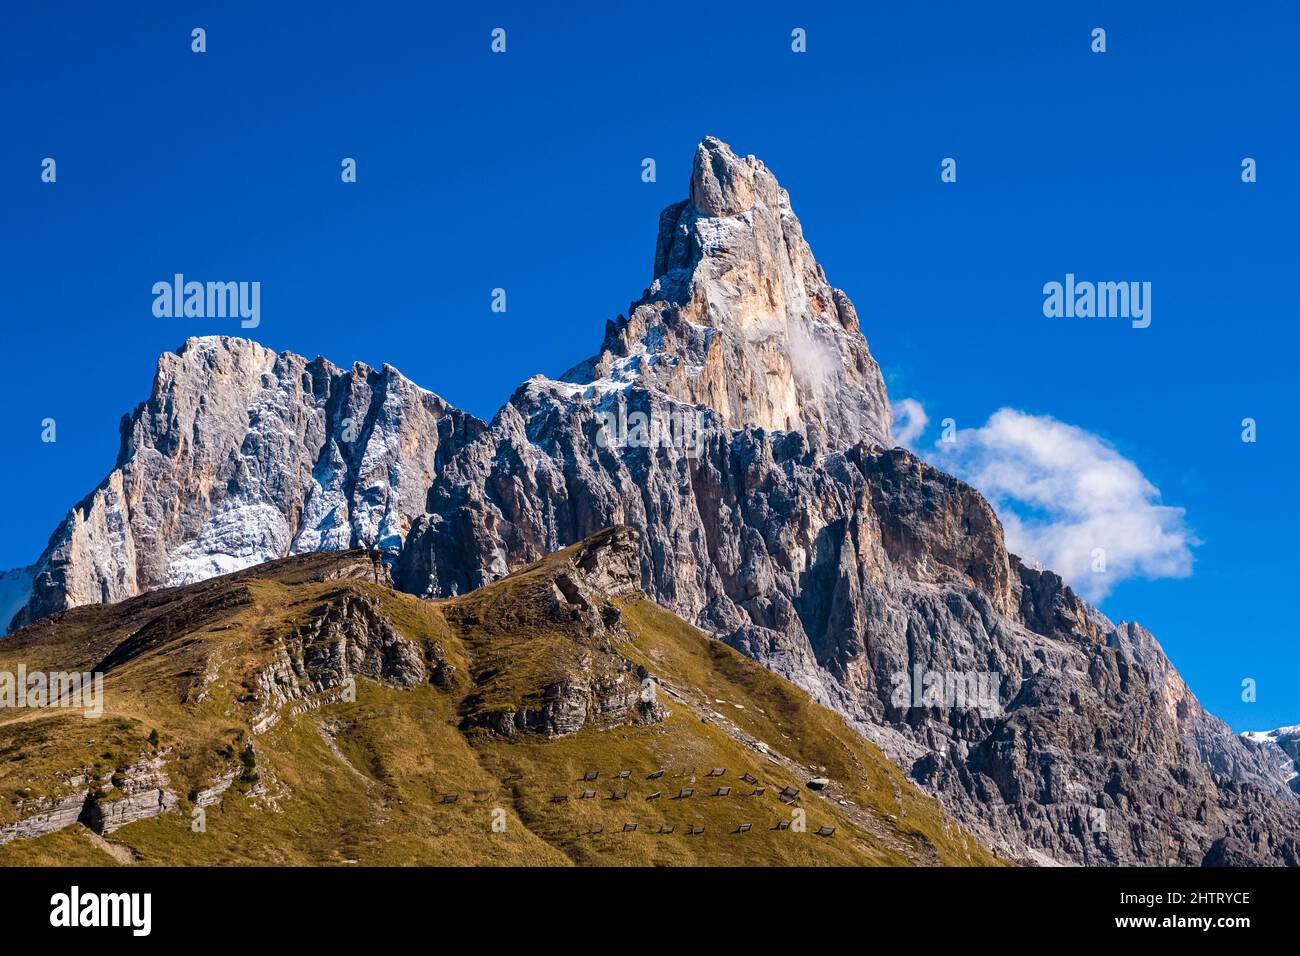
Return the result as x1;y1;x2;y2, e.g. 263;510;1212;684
2;2;1296;730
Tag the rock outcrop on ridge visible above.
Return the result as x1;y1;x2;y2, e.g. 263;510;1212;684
6;137;1298;866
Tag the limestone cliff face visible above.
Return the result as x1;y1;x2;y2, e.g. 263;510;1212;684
0;756;179;844
8;138;1298;865
564;137;892;452
11;336;481;628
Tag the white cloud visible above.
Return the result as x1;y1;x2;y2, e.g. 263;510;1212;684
891;398;929;451
904;403;1196;602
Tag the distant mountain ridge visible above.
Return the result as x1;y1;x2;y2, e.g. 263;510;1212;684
7;137;1298;865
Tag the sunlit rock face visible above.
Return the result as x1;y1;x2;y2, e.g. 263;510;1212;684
11;335;478;628
565;136;892;453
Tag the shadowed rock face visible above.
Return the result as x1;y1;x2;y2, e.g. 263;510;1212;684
8;138;1298;865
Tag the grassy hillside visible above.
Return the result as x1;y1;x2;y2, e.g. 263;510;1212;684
0;533;998;866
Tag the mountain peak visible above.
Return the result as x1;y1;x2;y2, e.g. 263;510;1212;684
689;136;773;218
571;136;893;450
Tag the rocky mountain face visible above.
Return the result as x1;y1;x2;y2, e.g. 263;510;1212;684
7;137;1297;865
1242;726;1300;796
10;337;480;629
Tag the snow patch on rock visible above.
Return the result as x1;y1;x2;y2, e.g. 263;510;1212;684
167;502;294;585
